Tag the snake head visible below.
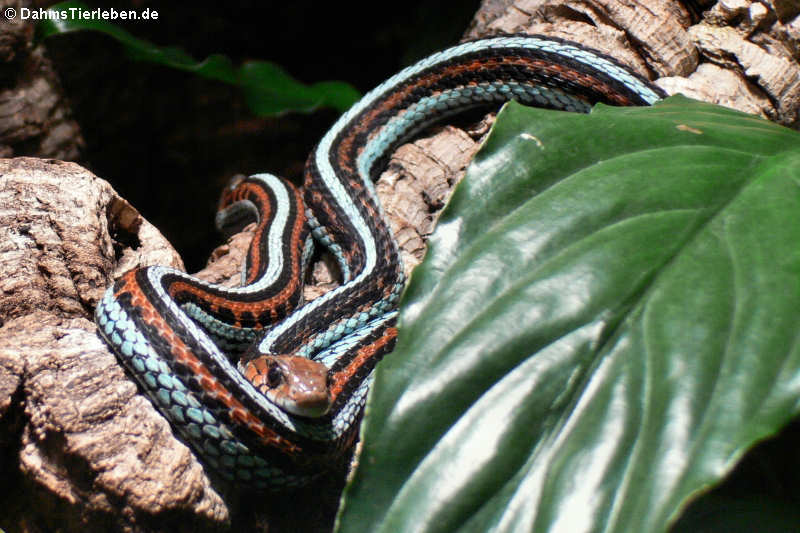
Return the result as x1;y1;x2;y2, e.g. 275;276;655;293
244;355;332;418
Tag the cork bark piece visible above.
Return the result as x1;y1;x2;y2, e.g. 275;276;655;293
5;313;228;530
0;0;84;160
467;0;800;126
0;158;226;531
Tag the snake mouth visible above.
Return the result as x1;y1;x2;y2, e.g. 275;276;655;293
273;396;331;418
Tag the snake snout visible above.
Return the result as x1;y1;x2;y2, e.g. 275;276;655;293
244;355;332;418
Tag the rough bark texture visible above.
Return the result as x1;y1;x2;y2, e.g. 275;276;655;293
2;1;800;532
0;0;84;160
466;0;800;126
0;159;222;532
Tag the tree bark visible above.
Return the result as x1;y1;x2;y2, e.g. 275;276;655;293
466;0;800;126
1;1;800;532
0;0;83;160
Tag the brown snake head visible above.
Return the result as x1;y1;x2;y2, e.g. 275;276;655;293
244;355;332;418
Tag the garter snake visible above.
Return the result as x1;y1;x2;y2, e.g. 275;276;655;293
94;34;664;488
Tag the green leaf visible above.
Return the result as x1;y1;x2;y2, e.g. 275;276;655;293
337;96;800;533
238;61;360;116
37;1;359;115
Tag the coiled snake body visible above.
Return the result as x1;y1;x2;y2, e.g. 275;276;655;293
95;35;664;488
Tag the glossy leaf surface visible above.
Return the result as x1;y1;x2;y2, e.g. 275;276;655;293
337;97;800;533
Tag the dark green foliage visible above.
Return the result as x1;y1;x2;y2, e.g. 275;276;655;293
38;1;360;116
338;97;800;533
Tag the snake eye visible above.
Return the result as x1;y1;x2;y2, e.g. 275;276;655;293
266;363;283;388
